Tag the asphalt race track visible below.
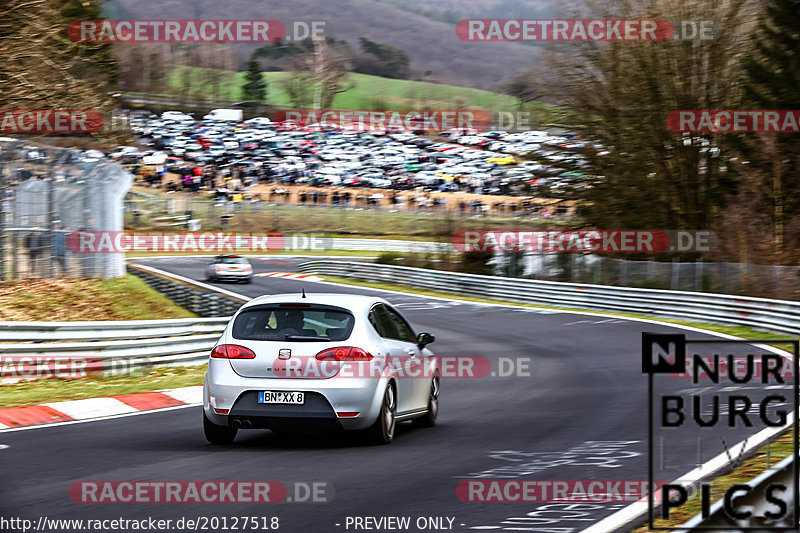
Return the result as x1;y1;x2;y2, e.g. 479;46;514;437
0;256;791;533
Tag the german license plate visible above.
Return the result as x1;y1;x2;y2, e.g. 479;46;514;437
258;391;304;404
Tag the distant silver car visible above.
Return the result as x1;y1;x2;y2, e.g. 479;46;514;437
203;293;439;445
205;255;253;283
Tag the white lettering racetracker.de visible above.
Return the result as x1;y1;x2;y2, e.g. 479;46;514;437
75;20;273;42
74;481;273;503
343;516;456;530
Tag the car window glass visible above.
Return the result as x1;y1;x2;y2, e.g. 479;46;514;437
383;305;416;343
368;305;398;339
232;306;354;341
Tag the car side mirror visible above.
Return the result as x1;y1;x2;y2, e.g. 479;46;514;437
417;332;435;348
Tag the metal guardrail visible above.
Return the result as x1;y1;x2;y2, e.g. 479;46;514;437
136;238;450;253
0;318;228;342
127;263;248;317
329;239;453;253
0;317;229;377
297;260;800;336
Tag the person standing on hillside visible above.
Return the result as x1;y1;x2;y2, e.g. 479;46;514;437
25;230;44;277
52;222;67;276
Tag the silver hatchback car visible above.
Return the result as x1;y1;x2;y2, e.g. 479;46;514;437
203;293;439;445
205;255;253;283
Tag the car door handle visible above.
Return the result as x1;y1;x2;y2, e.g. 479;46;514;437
405;348;416;356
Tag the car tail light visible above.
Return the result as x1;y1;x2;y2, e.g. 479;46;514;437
211;344;256;359
315;346;373;361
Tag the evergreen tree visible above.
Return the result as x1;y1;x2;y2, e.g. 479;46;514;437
57;0;119;85
241;54;267;103
741;0;800;250
356;37;410;79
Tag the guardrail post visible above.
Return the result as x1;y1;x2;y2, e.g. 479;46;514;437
671;258;680;290
696;260;703;292
620;260;627;286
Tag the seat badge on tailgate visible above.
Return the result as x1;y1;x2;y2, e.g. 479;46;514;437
278;349;291;360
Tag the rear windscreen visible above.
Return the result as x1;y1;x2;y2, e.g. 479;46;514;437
218;256;248;264
231;306;355;341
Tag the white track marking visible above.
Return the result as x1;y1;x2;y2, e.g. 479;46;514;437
159;386;203;405
0;404;199;433
43;398;138;420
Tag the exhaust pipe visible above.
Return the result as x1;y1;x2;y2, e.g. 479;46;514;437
241;419;253;429
230;419;243;430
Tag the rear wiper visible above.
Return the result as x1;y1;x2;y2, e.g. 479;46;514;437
284;335;329;341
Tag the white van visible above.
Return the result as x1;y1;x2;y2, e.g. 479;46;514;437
203;109;244;121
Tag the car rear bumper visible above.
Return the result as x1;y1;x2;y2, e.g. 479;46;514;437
212;270;252;280
204;359;386;431
228;391;343;432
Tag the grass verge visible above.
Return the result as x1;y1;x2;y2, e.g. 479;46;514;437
0;275;203;406
0;274;197;321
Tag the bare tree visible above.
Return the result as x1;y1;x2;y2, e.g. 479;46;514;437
195;44;238;101
279;71;315;108
0;0;114;113
280;39;352;109
543;0;759;233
